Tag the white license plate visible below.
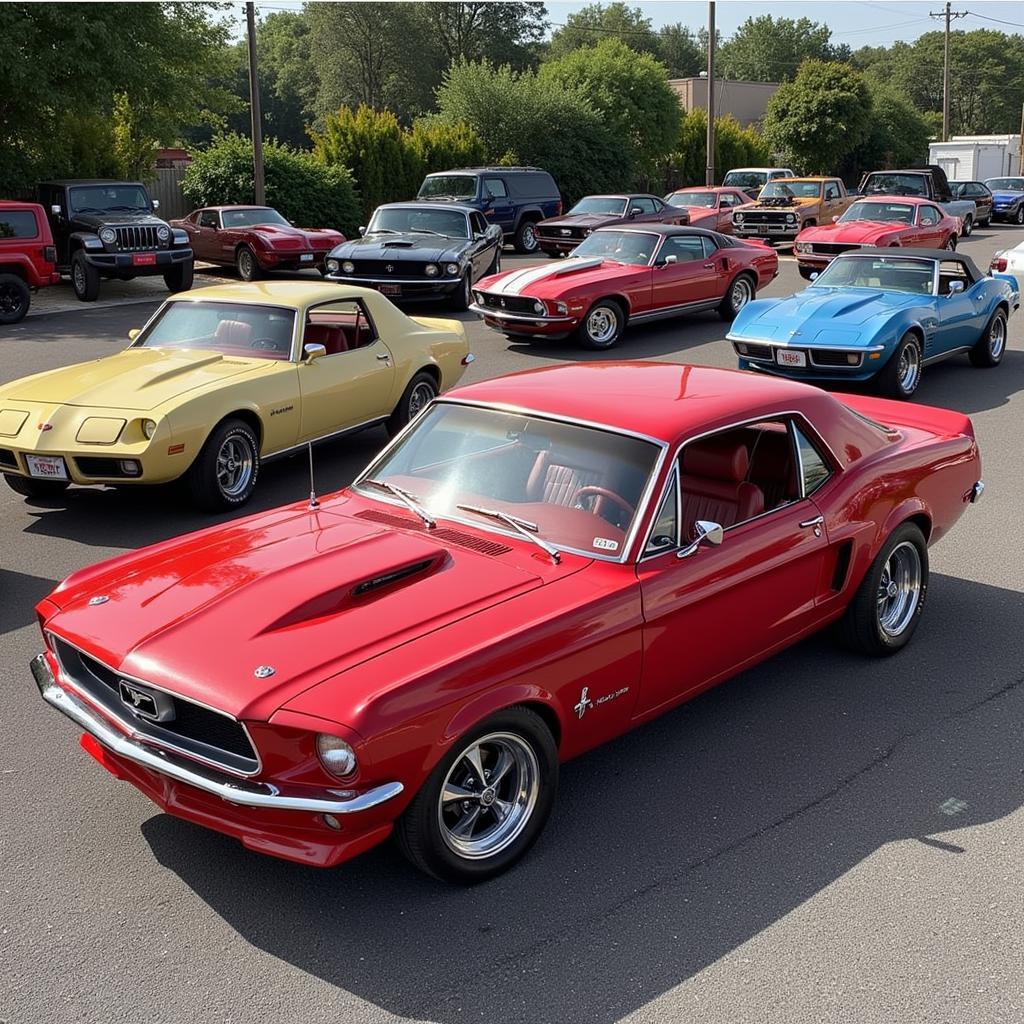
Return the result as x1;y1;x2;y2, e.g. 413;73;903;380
378;284;402;297
757;225;774;234
26;454;68;480
776;349;807;368
300;253;314;262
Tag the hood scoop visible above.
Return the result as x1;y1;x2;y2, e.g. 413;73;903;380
355;508;512;556
381;239;415;247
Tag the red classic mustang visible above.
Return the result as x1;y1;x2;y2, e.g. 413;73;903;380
31;364;983;882
664;186;753;234
471;225;778;349
794;196;960;279
171;206;345;281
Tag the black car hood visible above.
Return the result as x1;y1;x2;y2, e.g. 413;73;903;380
72;211;168;230
329;233;467;262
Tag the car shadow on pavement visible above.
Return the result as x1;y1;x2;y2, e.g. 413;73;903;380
0;569;57;636
141;573;1024;1024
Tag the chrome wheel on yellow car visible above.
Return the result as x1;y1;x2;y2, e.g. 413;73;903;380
187;418;260;510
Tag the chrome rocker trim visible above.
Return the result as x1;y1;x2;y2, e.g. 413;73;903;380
31;655;404;815
468;303;574;324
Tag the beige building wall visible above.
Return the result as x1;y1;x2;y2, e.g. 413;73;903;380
669;78;780;127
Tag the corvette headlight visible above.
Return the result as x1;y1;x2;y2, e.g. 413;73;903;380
316;734;357;778
341;260;355;274
444;262;460;276
326;259;339;274
786;213;797;224
157;226;170;242
99;227;116;244
142;419;157;440
425;263;439;277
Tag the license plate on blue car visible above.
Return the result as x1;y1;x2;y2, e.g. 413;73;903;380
776;349;807;368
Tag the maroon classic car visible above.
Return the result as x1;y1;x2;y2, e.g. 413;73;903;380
171;206;345;280
664;187;753;235
472;225;778;349
535;194;688;257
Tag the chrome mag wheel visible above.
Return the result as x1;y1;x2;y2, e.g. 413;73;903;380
730;275;753;312
216;435;255;498
988;312;1006;360
897;341;921;394
437;732;540;860
408;379;436;419
520;223;537;251
586;305;619;345
876;541;923;637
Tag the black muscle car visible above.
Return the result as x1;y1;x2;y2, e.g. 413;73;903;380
324;203;503;310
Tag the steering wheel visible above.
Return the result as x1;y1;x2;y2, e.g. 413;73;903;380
250;337;282;351
572;485;635;523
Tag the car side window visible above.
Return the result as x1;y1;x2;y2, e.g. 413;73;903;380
660;235;706;263
304;299;379;356
0;210;40;238
632;197;658;214
701;236;718;258
825;183;840;200
484;178;507;199
938;259;972;295
919;206;940;226
720;193;738;208
792;423;831;496
644;468;679;556
470;212;488;235
199;211;218;229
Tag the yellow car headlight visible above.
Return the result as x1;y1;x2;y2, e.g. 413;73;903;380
142;419;158;440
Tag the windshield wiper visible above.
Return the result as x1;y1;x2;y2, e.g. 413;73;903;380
457;504;561;564
109;205;147;211
410;228;447;237
362;478;436;529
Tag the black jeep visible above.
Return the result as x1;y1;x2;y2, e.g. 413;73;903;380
38;180;194;301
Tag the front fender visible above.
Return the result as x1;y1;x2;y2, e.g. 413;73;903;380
441;682;563;751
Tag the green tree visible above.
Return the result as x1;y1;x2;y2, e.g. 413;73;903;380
667;110;771;189
846;81;931;178
419;2;547;69
657;23;703;78
548;3;658;59
719;16;850;82
407;120;487;177
539;39;681;186
763;60;872;173
181;134;362;235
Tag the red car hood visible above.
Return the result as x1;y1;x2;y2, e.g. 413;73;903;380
478;256;646;298
251;223;343;250
798;221;901;245
44;502;543;721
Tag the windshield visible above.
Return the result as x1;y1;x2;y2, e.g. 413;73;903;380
571;229;657;266
863;173;928;197
812;256;934;295
418;175;477;200
356;403;661;557
135;301;296;360
368;206;469;238
668;192;717;208
723;171;766;189
985;178;1024;192
222;208;290;229
760;181;821;199
568;197;628;216
839;201;915;224
69;184;151;214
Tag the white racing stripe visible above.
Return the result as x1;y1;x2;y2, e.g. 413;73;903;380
488;257;606;295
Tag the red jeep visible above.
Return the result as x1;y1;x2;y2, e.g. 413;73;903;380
0;201;60;324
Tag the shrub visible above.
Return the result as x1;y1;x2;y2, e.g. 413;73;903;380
666;110;773;189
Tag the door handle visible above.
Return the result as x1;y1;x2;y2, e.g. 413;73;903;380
799;515;824;528
376;353;390;361
703;262;715;269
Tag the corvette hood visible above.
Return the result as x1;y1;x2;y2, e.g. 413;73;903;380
479;256;641;297
44;504;545;720
329;234;465;263
0;348;267;411
732;287;923;344
798;221;900;244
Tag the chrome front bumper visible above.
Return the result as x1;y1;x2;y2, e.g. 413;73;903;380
31;654;403;815
468;302;574;325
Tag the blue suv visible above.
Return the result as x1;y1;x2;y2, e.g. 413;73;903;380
417;166;562;254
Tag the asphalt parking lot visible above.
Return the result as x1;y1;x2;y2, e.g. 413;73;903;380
3;228;1023;1024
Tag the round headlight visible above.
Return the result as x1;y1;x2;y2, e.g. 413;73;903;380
786;213;797;223
341;260;355;274
157;225;170;242
424;263;439;277
583;228;592;236
316;734;357;778
734;213;744;223
326;259;339;274
444;262;460;276
142;419;157;440
473;291;484;304
99;227;116;244
532;300;544;314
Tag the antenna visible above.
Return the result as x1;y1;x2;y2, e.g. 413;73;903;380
307;441;319;510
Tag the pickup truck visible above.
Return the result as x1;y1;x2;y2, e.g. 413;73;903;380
857;165;978;236
732;176;854;245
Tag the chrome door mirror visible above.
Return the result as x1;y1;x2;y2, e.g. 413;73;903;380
628;207;642;218
358;225;366;236
659;254;678;267
676;520;724;559
831;214;840;223
51;204;62;217
303;342;327;362
127;328;141;342
947;279;965;295
151;199;160;210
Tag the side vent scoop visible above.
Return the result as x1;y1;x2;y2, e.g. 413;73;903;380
352;558;439;597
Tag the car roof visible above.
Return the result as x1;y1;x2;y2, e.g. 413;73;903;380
446;362;828;444
0;200;42;209
380;202;477;215
165;281;389;309
39;179;146;187
592;223;724;239
851;195;932;204
726;167;791;172
203;205;278;212
837;247;984;276
425;167;546;174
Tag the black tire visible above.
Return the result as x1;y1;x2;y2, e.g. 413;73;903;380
71;251;100;302
513;218;539;255
0;273;31;324
718;272;756;321
163;260;194;293
968;307;1007;368
449;272;471;312
186;418;260;511
961;215;973;237
876;332;922;400
1015;206;1024;226
387;371;438;438
395;706;558;883
798;266;816;281
236;245;262;281
838;522;928;656
945;234;957;250
575;298;625;350
4;473;70;499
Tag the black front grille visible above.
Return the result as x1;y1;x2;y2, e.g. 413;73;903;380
73;457;137;478
736;342;775;361
0;448;17;470
350;260;429;277
477;291;542;314
538;226;587;240
115;225;159;251
811;349;862;368
810;243;860;255
741;212;792;225
52;636;259;775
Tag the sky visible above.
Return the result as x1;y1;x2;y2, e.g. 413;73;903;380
236;0;1024;49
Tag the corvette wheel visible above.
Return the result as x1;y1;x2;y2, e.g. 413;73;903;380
0;274;30;324
838;523;928;656
577;299;624;350
877;332;922;400
395;707;558;882
4;473;70;500
236;245;262;282
719;273;755;321
962;215;973;237
387;371;437;438
969;307;1007;368
187;418;260;510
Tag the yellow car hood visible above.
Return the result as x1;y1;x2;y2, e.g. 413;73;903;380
2;348;269;412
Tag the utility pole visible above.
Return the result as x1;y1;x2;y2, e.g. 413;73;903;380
246;1;265;205
930;2;967;142
705;1;715;186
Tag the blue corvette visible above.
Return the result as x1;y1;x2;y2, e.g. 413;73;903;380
728;248;1019;399
984;177;1024;224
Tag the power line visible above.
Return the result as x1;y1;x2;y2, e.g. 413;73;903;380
930;3;969;140
966;10;1024;29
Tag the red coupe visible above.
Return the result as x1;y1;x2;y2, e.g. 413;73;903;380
31;363;983;882
471;225;778;349
664;186;753;234
171;206;345;281
794;196;960;279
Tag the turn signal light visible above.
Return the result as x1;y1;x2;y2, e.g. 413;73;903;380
990;257;1007;272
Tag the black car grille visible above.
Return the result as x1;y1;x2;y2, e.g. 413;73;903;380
349;260;430;277
741;211;794;225
52;635;259;775
810;349;862;367
73;457;136;478
537;225;588;240
0;448;17;470
808;243;861;255
114;225;159;251
735;342;775;361
477;291;543;314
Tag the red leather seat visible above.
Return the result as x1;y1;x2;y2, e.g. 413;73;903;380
680;438;764;535
215;319;253;346
303;323;348;355
746;430;798;511
527;449;608;507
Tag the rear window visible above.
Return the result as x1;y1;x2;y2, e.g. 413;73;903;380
0;210;40;239
505;172;557;198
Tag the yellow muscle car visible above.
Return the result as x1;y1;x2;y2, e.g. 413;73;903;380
0;281;471;509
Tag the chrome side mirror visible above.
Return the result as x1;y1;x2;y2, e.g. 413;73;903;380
358;225;366;236
677;520;724;559
947;279;965;295
127;328;141;342
151;199;160;210
658;254;678;267
303;342;327;362
831;214;840;223
51;204;63;217
810;271;819;281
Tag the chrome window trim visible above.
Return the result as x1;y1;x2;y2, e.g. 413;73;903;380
352;397;670;565
304;295;381;354
641;461;681;558
47;631;262;779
